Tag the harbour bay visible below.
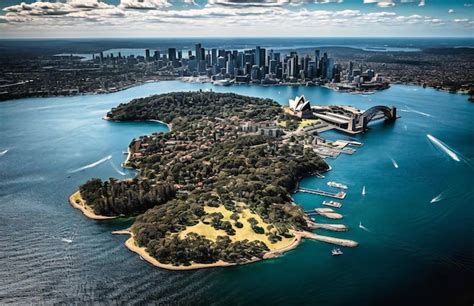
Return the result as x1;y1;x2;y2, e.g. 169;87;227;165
0;81;472;305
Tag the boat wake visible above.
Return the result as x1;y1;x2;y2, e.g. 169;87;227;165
427;134;460;162
69;155;112;173
430;193;444;204
362;186;366;196
0;149;8;156
110;160;126;176
61;238;73;243
359;222;370;232
401;106;432;117
390;157;399;169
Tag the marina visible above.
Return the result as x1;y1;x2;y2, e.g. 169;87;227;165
297;187;346;199
322;200;342;208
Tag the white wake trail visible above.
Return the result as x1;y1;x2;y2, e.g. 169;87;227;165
402;106;432;117
0;149;8;156
430;193;443;204
359;222;370;232
427;134;460;162
110;160;126;176
390;158;399;169
69;155;112;173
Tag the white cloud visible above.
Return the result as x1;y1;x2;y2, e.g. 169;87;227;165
119;0;172;9
364;0;425;6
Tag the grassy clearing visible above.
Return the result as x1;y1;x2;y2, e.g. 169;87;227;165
179;203;294;251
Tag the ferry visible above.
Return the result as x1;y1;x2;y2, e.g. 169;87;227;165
322;200;342;208
327;181;348;190
212;79;232;86
331;248;343;256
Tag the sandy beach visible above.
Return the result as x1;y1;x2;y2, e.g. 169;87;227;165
69;191;119;220
114;230;313;271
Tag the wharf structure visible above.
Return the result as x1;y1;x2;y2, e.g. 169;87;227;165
311;104;397;134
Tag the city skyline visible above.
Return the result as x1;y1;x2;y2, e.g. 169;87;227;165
0;0;473;38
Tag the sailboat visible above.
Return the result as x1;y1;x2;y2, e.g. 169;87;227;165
362;186;366;196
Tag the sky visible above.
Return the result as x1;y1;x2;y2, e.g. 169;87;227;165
0;0;472;38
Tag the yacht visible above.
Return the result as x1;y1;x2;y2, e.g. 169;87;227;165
331;248;343;256
327;181;348;190
212;79;232;86
322;200;342;208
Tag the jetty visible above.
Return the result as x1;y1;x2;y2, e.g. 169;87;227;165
297;187;346;199
308;222;348;232
298;231;358;247
314;208;343;219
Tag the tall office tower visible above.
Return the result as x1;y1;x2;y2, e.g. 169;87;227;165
251;65;260;80
326;58;335;80
244;52;254;66
288;57;298;78
118;52;122;59
269;59;277;75
211;48;217;66
303;55;310;78
99;51;104;63
217;56;226;70
168;48;177;61
349;61;354;75
200;47;205;60
154;50;160;60
195;43;202;61
273;52;280;61
237;52;244;70
205;53;210;65
315;49;320;66
308;61;316;79
177;50;182;60
226;58;234;75
259;48;266;68
255;46;261;67
232;50;238;68
145;49;150;62
188;50;193;58
245;62;252;75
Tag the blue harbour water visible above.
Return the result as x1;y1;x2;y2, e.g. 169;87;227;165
0;81;473;305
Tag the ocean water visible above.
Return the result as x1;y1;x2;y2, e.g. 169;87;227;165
0;81;472;305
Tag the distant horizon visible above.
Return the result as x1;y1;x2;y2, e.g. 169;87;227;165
1;36;474;41
1;0;473;38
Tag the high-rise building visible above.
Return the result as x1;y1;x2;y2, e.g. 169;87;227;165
145;49;150;62
269;59;277;74
211;48;217;66
195;43;202;61
168;48;176;61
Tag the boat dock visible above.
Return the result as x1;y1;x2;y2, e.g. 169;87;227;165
298;187;346;199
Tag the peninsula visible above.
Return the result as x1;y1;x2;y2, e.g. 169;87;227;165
70;91;358;270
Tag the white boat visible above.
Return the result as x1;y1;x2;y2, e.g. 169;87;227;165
322;200;342;208
327;181;348;190
212;79;232;86
362;186;366;196
331;248;343;256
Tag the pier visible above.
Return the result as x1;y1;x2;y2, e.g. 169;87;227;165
298;187;346;199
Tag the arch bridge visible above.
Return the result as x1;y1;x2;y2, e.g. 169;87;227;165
361;105;397;129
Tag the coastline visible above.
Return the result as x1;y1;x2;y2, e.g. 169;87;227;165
2;78;470;104
114;229;304;271
68;191;119;220
112;227;358;271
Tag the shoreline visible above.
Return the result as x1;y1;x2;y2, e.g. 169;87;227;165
68;191;119;220
112;228;357;271
114;229;303;271
2;78;471;104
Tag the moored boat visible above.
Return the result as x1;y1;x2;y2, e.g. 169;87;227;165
322;200;342;208
331;248;343;256
327;181;348;190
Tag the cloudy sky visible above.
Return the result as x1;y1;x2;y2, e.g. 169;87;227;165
0;0;472;38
